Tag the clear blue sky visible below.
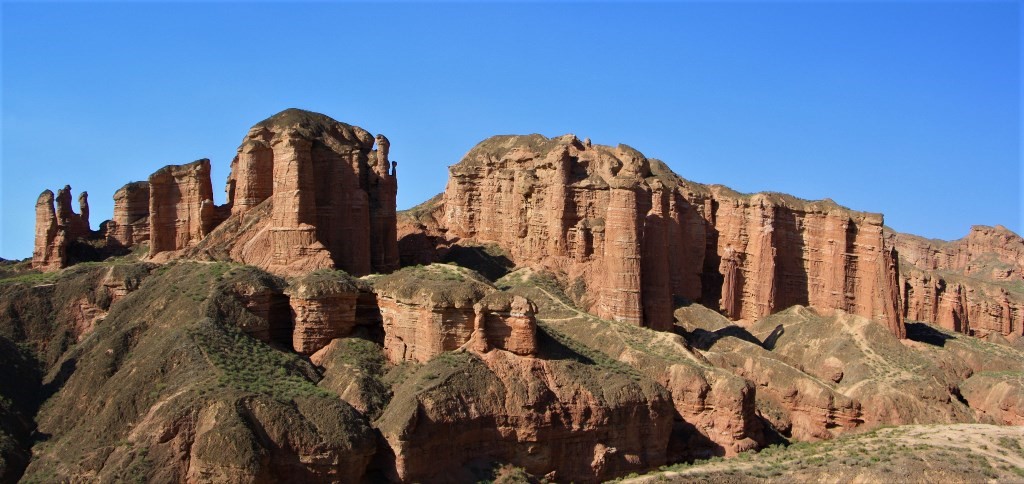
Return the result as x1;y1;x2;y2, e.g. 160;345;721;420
2;1;1019;259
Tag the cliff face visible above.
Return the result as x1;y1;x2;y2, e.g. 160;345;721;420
106;181;150;248
148;159;219;257
201;109;399;276
373;265;538;363
285;271;365;355
376;350;673;483
894;225;1024;338
30;109;400;278
32;185;91;271
402;134;904;337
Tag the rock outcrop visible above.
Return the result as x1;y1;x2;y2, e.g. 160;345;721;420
148;159;219;257
373;265;539;363
376;350;673;483
374;265;495;363
894;226;1024;338
32;190;65;271
469;292;538;356
32;109;400;278
105;181;150;248
401;134;905;337
32;185;91;271
285;271;363;354
960;372;1024;425
208;109;399;276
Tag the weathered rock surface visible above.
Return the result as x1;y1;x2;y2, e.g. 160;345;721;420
148;159;219;257
401;134;904;337
374;265;502;363
105;181;150;248
960;372;1024;425
285;270;362;354
205;109;399;276
677;305;863;442
312;338;390;420
470;292;538;356
5;262;378;483
746;307;974;427
32;185;91;271
499;271;764;459
205;265;291;344
894;226;1024;338
36;109;400;279
32;190;65;271
376;350;674;483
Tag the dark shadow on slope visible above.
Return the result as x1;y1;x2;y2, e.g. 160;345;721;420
906;322;955;347
667;419;727;462
441;245;514;281
683;325;764;351
533;326;596;365
762;324;785;351
39;357;76;404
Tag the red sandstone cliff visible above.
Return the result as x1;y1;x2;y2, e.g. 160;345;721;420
893;225;1023;338
32;185;91;271
400;134;905;337
148;159;220;258
105;181;150;248
194;109;399;276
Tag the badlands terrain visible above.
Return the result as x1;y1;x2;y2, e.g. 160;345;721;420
0;109;1021;482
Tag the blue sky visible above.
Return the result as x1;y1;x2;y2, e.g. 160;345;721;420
1;1;1019;259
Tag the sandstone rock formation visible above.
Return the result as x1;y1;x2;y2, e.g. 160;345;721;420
32;185;91;271
208;109;400;276
147;159;219;257
105;181;150;248
373;265;539;363
960;372;1024;425
894;226;1024;339
205;266;291;344
32;190;65;271
374;265;495;363
31;109;399;278
376;350;674;483
285;271;362;354
469;292;538;356
400;134;905;337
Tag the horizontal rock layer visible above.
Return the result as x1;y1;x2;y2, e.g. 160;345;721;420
894;226;1023;338
401;134;904;337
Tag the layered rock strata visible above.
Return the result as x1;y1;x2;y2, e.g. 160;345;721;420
214;109;399;276
148;159;219;256
401;134;904;337
32;185;91;271
469;292;538;356
33;109;400;278
285;271;362;354
894;226;1023;338
374;265;538;363
377;350;674;483
105;181;150;248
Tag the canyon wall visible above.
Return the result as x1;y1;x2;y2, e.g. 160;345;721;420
894;225;1023;338
401;134;905;337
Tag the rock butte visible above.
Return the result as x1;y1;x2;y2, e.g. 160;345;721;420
399;134;905;338
35;108;398;278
